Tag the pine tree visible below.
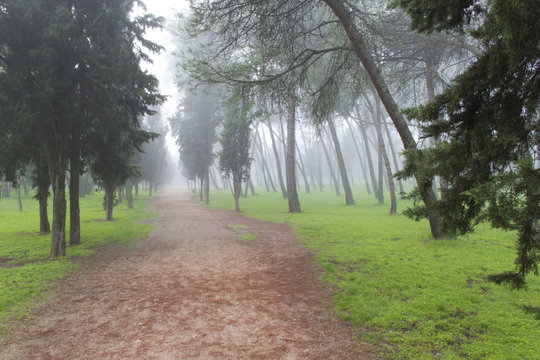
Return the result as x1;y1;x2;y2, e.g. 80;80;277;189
395;0;540;287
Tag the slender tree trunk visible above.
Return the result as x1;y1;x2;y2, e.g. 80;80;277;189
149;181;153;197
327;118;354;205
199;177;203;202
127;178;134;209
49;158;67;257
267;120;288;198
37;157;51;234
286;87;301;213
233;175;242;212
323;0;441;238
105;184;114;221
135;181;139;196
69;134;81;246
16;182;22;212
204;170;210;205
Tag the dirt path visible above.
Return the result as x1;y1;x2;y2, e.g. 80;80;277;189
1;188;380;359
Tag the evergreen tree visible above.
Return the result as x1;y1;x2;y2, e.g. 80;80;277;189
395;0;539;287
218;91;253;212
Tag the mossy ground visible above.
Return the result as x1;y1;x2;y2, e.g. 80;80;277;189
0;190;154;336
207;188;540;359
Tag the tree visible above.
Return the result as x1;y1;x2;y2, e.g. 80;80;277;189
218;91;253;212
395;0;540;287
0;0;163;255
170;87;221;204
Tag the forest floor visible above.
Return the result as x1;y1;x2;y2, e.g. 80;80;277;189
0;187;380;359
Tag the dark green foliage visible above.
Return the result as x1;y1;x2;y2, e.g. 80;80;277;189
391;0;483;33
396;0;540;287
171;88;221;182
218;91;253;211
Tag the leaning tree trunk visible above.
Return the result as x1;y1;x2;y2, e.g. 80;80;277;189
323;0;441;238
286;86;301;213
69;134;81;246
49;157;67;257
327;118;355;205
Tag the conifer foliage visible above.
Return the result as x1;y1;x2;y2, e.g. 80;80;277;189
395;0;539;287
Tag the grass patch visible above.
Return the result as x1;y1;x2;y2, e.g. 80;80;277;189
228;224;256;242
208;189;540;359
0;190;155;336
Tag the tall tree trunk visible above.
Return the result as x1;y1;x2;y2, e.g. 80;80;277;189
327;118;354;205
267;120;288;198
233;174;242;212
127;178;134;209
149;181;153;197
286;87;301;213
69;134;81;246
204;170;210;205
323;0;441;238
37;158;51;234
49;157;67;257
135;181;139;196
199;177;203;202
16;181;23;212
105;184;114;221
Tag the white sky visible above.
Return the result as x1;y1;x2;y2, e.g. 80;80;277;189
138;0;190;165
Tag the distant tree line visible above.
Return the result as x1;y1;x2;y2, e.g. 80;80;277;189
171;0;538;287
0;0;169;257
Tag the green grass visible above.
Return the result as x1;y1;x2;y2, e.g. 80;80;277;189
207;189;540;359
0;190;155;335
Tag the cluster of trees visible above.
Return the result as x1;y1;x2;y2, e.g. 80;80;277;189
0;0;166;257
173;0;538;286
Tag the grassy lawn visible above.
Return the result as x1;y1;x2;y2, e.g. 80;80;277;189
0;190;155;336
207;188;540;359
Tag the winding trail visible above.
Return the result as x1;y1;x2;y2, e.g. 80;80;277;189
1;188;379;359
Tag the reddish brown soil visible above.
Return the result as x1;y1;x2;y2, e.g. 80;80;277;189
1;188;381;359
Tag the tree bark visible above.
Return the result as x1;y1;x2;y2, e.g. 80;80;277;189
69;133;81;246
327;118;354;205
204;170;210;204
127;178;134;209
105;184;114;221
16;181;23;211
323;0;441;238
286;87;301;213
49;158;67;257
37;157;51;234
